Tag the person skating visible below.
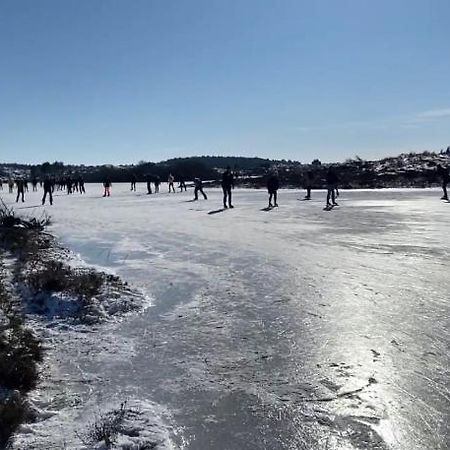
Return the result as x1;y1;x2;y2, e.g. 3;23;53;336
66;176;73;194
221;166;234;208
0;179;3;190
32;177;38;192
178;176;187;192
8;179;14;193
154;175;161;193
103;178;112;197
42;176;53;205
303;171;313;199
437;164;449;200
193;177;207;200
267;171;279;207
130;173;137;191
78;175;86;194
168;173;175;193
325;167;339;208
15;179;25;203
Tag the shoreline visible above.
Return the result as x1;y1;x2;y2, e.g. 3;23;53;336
0;208;170;449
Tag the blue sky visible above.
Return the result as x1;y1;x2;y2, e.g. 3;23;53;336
1;0;449;165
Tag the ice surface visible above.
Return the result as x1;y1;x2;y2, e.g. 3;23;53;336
2;184;450;449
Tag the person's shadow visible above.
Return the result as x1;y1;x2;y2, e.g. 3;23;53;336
208;208;226;215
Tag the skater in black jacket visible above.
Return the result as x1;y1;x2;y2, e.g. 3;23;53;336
325;167;339;208
221;167;234;208
42;176;53;205
267;172;279;207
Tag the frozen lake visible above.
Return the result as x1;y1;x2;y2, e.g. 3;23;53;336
4;185;450;449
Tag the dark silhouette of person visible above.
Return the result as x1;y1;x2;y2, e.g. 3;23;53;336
131;173;137;191
8;179;14;193
16;179;25;203
267;172;279;207
193;177;207;200
24;180;29;192
221;166;234;208
178;176;187;192
326;167;339;207
154;175;161;193
0;179;3;190
66;176;73;194
42;176;53;205
32;177;38;192
168;173;175;193
303;171;313;199
437;164;449;200
78;175;86;194
103;178;112;197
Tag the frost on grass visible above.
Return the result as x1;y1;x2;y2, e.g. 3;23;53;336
77;400;165;450
20;259;143;324
0;202;146;325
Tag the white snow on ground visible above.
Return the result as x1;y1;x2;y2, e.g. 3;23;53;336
2;184;450;449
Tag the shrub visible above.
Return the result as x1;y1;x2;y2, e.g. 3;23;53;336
0;323;42;391
26;261;104;300
78;402;129;448
0;390;26;448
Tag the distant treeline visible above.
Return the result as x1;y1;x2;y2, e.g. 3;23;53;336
1;157;290;183
1;151;449;188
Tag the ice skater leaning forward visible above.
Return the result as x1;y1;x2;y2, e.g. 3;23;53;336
325;167;339;208
221;166;235;208
193;177;207;200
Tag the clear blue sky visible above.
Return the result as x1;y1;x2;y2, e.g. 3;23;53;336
1;0;449;165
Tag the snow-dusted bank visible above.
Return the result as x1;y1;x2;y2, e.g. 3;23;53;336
1;185;450;449
0;203;170;449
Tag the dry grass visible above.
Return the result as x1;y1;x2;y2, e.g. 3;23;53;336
77;401;129;448
77;401;159;449
26;260;104;299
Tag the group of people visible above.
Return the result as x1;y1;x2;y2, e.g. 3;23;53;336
2;174;87;205
3;164;449;209
121;166;341;209
120;168;236;208
53;175;86;194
